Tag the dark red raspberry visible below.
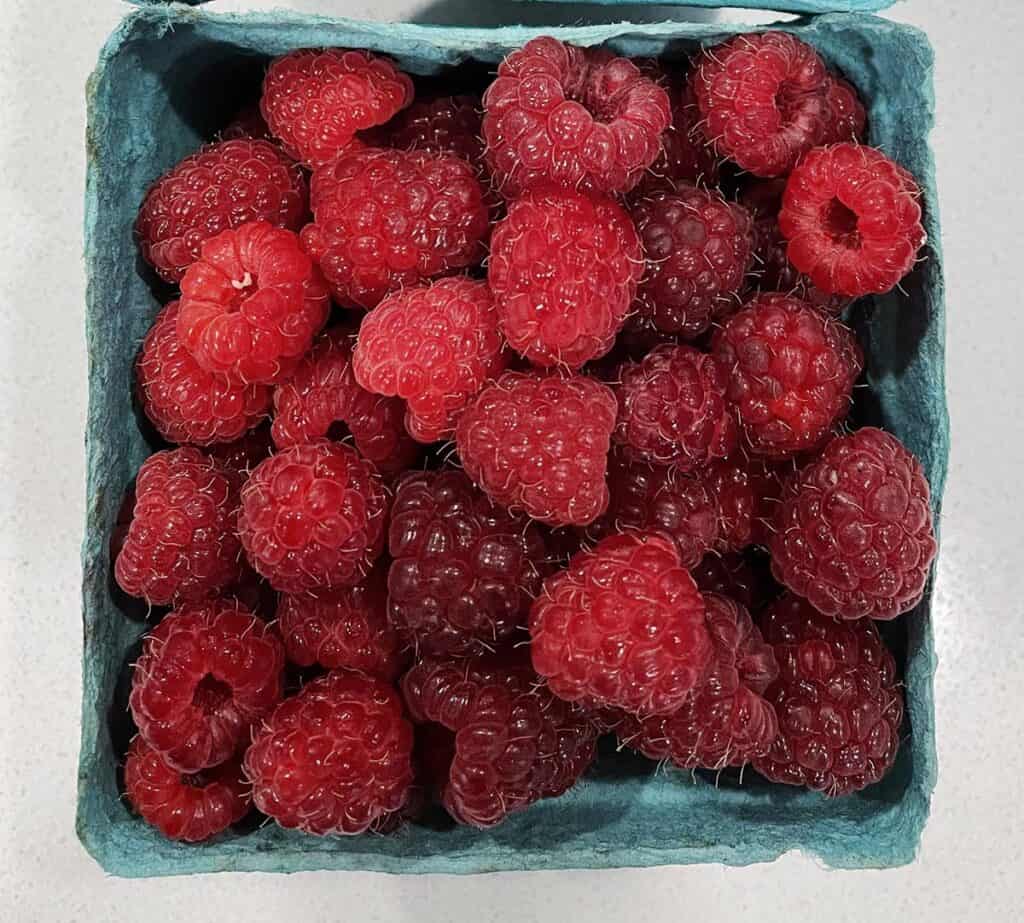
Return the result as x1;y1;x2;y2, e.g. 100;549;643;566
631;186;754;339
129;600;285;772
483;37;671;198
237;441;387;593
260;49;414;167
821;76;867;146
530;532;712;715
693;552;765;611
387;470;548;656
612;344;737;470
244;671;415;834
704;454;786;552
753;594;903;796
276;563;405;680
401;652;598;827
271;327;418;473
114;448;243;606
690;32;833;177
779;143;927;297
456;371;617;527
588;453;719;569
178;221;330;385
137;301;272;447
205;423;274;489
353;277;507;443
369;94;485;165
712;293;862;458
609;592;779;769
221;103;273;141
136;139;308;284
124;737;250;842
488;187;643;368
769;428;937;620
301;148;489;310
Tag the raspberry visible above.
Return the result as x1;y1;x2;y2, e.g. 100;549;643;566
704;454;786;552
712;293;862;458
129;599;285;772
631;186;753;339
482;37;671;198
690;32;833;177
114;448;243;606
124;737;250;842
612;344;737;470
237;441;387;593
135;139;308;284
178;221;330;385
271;327;418;473
530;532;712;715
353;277;507;443
401;652;598;827
137;301;272;446
277;563;406;680
821;76;867;146
693;552;765;611
301;148;489;310
206;423;274;489
588;453;719;569
609;593;779;769
387;470;548;656
752;594;903;796
488;187;643;368
456;371;617;526
369;94;485;165
260;49;414;167
779;143;927;297
221;103;273;142
244;671;415;834
769;427;937;620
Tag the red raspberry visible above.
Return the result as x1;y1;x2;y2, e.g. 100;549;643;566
369;94;485;165
712;293;862;458
530;532;712;715
704;454;786;552
769;427;937;620
237;441;387;593
353;277;507;443
271;327;418;473
221;103;273;142
690;32;833;177
488;187;643;368
124;737;250;842
114;448;243;606
456;371;617;526
631;186;754;339
137;301;272;446
129;600;285;772
260;49;414;167
612;344;737;470
205;423;274;489
588;453;719;569
483;37;671;198
277;563;405;680
692;552;765;611
401;652;598;827
609;593;779;769
301;148;489;310
753;594;903;796
135;139;308;284
388;470;548;656
822;77;867;146
779;143;927;297
178;221;330;385
244;671;415;834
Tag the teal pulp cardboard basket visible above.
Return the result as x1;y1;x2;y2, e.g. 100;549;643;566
79;0;949;877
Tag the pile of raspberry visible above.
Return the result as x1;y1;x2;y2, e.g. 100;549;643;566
116;33;935;843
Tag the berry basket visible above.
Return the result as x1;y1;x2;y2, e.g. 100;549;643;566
79;0;949;876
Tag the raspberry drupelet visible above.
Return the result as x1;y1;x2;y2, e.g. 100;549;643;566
387;470;548;657
244;671;415;835
178;221;330;386
135;139;308;284
753;594;904;796
369;94;485;166
704;453;786;552
129;599;285;773
237;440;387;593
482;37;671;198
114;447;243;606
401;652;598;827
455;370;618;527
205;423;274;489
769;427;937;621
530;532;712;715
